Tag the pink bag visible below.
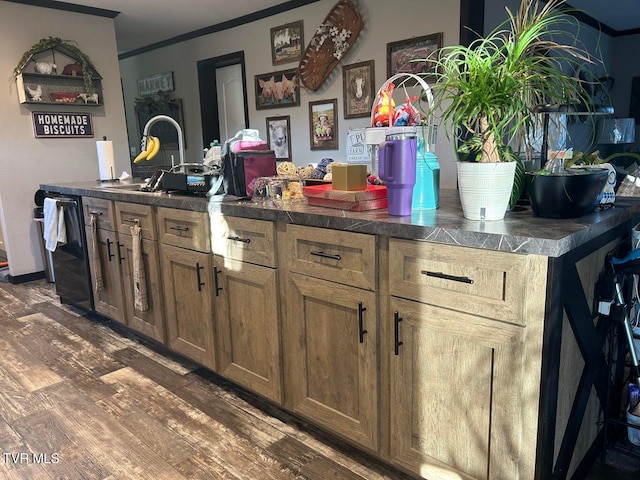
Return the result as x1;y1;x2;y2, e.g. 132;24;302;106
223;148;277;197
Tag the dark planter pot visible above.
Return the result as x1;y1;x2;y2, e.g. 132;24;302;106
526;169;609;218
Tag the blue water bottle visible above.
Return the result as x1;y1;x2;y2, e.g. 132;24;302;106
412;126;439;210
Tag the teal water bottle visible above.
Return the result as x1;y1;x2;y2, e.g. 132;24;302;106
412;127;439;210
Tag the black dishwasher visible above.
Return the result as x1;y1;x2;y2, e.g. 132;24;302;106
46;194;94;312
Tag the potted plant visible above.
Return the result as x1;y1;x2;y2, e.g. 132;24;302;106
431;0;597;220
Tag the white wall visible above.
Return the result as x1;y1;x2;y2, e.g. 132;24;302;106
119;0;461;185
0;2;130;277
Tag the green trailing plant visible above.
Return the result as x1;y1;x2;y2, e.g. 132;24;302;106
13;36;97;95
134;91;178;113
564;150;640;168
431;0;598;165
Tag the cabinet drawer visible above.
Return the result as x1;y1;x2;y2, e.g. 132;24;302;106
83;197;115;230
286;224;376;291
211;215;276;267
157;207;210;252
389;238;530;324
115;202;156;240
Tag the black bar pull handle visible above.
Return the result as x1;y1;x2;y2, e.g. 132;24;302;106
213;266;223;296
117;242;125;264
394;312;403;356
421;270;474;284
310;251;342;261
228;236;251;244
51;197;77;208
196;262;205;292
106;238;114;261
170;225;189;232
358;302;367;343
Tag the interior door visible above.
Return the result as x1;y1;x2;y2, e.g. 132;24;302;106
198;52;249;146
216;64;246;142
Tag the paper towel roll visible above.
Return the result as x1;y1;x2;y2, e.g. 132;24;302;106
96;140;115;181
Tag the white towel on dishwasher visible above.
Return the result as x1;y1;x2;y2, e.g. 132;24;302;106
43;198;67;252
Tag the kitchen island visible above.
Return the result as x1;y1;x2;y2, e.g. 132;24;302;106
40;180;640;480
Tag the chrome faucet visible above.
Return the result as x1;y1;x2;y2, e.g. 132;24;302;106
141;114;185;166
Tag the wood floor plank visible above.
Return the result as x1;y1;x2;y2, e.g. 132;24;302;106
0;288;37;318
99;367;307;480
40;380;189;480
11;409;109;480
0;280;59;307
11;312;124;379
183;369;406;480
0;330;64;392
0;366;56;424
11;365;62;393
174;373;287;450
35;302;197;376
109;346;194;393
0;417;29;458
32;302;137;355
66;375;119;403
0;461;54;480
97;390;198;467
174;452;242;480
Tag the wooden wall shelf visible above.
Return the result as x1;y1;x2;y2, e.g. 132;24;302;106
16;72;103;106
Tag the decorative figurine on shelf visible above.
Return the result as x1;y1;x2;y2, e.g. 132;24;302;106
25;85;42;101
77;93;98;104
34;62;56;74
62;63;83;76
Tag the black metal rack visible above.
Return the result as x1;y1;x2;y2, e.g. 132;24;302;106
600;268;640;465
533;103;614;165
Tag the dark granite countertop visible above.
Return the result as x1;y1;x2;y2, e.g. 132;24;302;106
40;180;640;257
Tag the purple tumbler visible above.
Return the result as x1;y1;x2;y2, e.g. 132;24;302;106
378;127;417;216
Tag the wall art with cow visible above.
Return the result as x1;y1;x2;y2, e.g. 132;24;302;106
255;69;300;110
342;60;375;119
266;115;292;161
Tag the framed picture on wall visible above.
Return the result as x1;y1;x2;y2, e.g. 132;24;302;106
270;20;304;65
309;99;338;150
386;32;442;79
342;60;375;119
255;69;299;110
266;115;292;161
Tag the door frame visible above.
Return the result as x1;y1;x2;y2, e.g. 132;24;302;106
197;51;249;146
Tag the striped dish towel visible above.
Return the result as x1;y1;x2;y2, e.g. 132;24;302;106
90;215;103;294
130;224;148;312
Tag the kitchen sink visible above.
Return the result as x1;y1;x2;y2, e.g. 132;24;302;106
102;182;147;191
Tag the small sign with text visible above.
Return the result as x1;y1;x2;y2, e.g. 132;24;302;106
32;112;94;138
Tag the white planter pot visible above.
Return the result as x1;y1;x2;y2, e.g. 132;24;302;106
457;161;516;220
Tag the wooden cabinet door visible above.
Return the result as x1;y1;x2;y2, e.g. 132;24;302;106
160;244;216;370
284;272;378;451
85;225;124;323
387;295;526;480
214;255;282;403
119;234;165;343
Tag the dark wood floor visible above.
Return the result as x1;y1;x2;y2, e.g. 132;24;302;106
0;279;414;480
0;279;637;479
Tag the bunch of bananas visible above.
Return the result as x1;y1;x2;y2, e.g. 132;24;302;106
133;135;161;163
